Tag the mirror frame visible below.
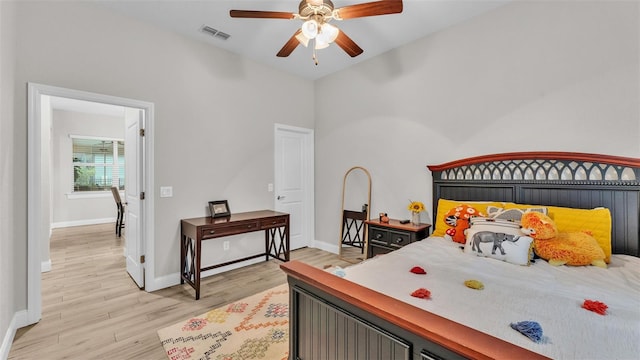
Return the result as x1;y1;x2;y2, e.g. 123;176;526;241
339;166;372;263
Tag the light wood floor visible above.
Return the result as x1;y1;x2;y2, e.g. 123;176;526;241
9;223;353;359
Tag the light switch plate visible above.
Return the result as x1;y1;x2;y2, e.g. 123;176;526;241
160;186;173;198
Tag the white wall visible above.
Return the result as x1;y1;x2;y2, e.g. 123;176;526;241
0;1;18;358
314;0;640;249
51;109;124;227
10;0;314;307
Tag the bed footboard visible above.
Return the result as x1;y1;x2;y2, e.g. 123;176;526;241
281;261;548;360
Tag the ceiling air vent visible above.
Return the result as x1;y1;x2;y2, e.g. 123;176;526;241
200;25;230;41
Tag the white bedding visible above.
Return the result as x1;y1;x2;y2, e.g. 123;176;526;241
343;237;640;359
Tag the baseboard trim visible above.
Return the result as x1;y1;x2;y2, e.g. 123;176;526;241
51;218;116;229
41;259;51;273
1;310;28;360
148;272;181;292
148;257;267;292
149;245;339;292
312;239;339;254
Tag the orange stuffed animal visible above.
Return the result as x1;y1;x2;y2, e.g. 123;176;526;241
520;212;606;268
443;205;484;244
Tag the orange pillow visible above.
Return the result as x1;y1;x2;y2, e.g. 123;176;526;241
432;199;504;237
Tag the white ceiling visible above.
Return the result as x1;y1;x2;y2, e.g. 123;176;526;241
98;0;511;80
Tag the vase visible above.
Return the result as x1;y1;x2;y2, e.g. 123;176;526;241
411;211;421;226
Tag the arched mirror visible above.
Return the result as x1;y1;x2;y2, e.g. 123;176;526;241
339;166;371;263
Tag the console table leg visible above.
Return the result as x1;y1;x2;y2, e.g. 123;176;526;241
285;224;290;261
180;234;200;299
195;237;201;300
265;230;270;262
266;226;290;262
180;234;186;284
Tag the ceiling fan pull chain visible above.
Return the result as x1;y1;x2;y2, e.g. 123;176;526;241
313;41;319;66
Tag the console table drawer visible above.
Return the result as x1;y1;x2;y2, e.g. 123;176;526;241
388;231;410;247
200;221;260;239
370;228;389;244
260;216;288;229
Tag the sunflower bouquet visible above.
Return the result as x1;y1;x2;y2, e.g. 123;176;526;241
408;200;425;225
407;200;425;213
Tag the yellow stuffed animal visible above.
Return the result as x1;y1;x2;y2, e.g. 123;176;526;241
520;212;607;268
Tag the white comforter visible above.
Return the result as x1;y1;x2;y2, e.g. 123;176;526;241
343;237;640;360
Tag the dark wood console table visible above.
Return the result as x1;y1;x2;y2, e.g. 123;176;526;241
180;210;290;299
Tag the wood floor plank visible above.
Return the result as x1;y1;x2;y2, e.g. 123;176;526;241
9;223;353;359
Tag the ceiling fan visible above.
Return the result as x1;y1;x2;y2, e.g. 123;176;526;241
230;0;403;62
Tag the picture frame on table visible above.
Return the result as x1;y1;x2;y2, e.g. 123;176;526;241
209;200;230;218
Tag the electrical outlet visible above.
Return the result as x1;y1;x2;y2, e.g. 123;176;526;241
268;183;274;192
223;241;229;251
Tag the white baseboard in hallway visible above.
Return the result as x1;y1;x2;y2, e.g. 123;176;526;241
51;217;116;229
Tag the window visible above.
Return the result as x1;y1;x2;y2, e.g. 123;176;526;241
72;136;124;192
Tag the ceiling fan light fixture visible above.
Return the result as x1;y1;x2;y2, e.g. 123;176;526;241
318;22;339;44
314;38;330;50
301;19;318;39
295;32;310;47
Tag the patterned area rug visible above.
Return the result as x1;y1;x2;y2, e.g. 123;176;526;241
158;284;289;360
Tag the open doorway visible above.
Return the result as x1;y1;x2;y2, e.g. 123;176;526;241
26;83;155;325
48;97;126;231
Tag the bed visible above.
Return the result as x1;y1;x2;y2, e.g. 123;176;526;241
280;152;640;360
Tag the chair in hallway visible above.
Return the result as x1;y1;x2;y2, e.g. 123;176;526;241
111;186;125;237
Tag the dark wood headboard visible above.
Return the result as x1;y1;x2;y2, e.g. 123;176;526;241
427;152;640;257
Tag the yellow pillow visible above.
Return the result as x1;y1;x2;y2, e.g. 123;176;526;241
503;202;612;263
432;199;504;237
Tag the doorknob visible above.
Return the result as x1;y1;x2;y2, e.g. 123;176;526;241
277;195;286;200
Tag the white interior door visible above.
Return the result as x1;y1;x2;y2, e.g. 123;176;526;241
274;124;314;250
124;107;144;288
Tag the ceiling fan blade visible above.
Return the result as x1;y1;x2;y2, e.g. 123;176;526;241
334;31;364;57
229;10;296;19
277;30;303;57
335;0;403;20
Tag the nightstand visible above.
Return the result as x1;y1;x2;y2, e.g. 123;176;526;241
365;218;431;258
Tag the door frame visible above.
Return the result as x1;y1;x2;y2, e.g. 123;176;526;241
26;83;155;325
274;123;314;249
